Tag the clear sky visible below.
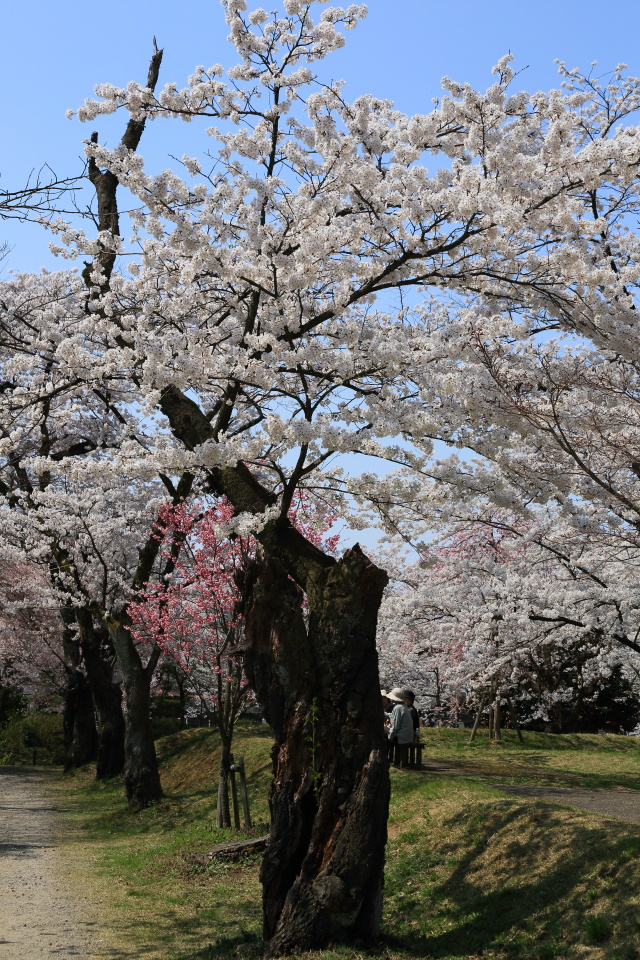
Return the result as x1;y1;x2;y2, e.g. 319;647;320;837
3;0;640;271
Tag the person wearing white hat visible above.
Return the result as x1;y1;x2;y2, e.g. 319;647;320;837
386;688;414;746
380;690;392;733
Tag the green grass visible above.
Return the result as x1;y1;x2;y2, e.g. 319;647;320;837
0;711;64;765
419;727;640;790
50;724;640;960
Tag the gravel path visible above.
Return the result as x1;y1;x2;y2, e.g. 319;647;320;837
493;783;640;824
423;760;640;825
0;767;100;959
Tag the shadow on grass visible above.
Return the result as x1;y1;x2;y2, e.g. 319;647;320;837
88;897;262;959
437;762;640;792
422;729;640;753
384;800;640;959
155;727;217;765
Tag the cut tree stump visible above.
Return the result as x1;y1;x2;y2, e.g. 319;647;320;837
206;835;269;861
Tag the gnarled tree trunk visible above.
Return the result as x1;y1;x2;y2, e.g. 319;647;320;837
156;385;392;953
78;612;125;779
107;620;163;808
61;610;97;770
62;668;98;770
243;545;389;955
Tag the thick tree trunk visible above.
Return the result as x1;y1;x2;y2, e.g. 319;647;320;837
108;622;163;808
92;675;126;780
62;668;98;770
60;610;97;770
156;386;390;952
78;614;125;779
243;546;389;956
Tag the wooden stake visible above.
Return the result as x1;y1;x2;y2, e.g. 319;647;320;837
237;756;252;830
229;756;241;830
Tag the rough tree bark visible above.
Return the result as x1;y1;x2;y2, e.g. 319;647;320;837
157;384;391;953
243;547;389;954
62;668;98;770
77;611;125;779
61;610;97;770
107;619;163;808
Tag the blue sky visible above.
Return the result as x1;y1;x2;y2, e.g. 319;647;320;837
2;0;636;553
3;0;640;270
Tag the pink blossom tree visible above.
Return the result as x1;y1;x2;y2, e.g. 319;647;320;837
129;492;339;827
0;560;66;716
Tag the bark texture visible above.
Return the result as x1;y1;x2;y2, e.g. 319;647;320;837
243;546;390;955
78;614;125;779
61;612;97;771
156;384;392;952
62;668;98;770
108;621;162;808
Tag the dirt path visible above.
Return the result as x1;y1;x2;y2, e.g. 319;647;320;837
0;767;101;959
423;760;640;825
493;783;640;824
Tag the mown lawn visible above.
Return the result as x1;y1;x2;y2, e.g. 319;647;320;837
417;727;640;790
50;724;640;960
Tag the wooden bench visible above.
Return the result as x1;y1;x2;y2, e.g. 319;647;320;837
388;739;423;769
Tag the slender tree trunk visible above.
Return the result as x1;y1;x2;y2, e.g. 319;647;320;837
506;696;524;742
78;613;125;779
243;546;389;956
217;733;233;829
107;621;163;808
469;693;486;743
494;698;502;742
177;675;186;730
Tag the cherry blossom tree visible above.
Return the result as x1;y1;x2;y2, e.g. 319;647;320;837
129;491;339;827
4;1;640;950
0;561;66;713
0;44;173;801
378;520;640;736
129;497;252;827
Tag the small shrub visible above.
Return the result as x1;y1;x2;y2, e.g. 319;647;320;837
584;915;612;944
538;943;557;959
151;716;182;739
0;712;64;765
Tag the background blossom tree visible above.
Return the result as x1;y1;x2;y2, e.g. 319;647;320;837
378;520;640;736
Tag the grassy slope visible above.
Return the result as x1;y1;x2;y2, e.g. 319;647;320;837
51;725;640;960
415;728;640;790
